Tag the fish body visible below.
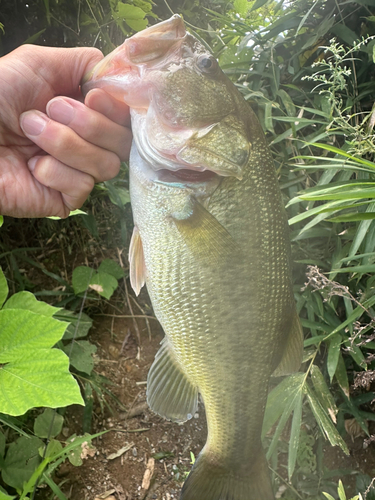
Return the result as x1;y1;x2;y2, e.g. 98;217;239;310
83;16;303;500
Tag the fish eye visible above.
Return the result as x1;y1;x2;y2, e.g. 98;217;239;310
196;55;218;74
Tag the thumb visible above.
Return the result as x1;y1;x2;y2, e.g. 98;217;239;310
19;45;105;98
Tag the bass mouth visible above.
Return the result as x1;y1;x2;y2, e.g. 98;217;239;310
156;168;219;184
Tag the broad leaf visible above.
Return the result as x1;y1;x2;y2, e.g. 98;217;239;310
1;436;43;489
55;310;93;340
0;348;83;415
34;408;64;438
0;309;67;362
89;271;118;300
62;340;97;375
3;291;61;317
72;266;93;295
39;438;63;458
98;259;125;279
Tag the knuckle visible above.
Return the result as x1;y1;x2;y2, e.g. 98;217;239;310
33;157;54;186
81;175;95;196
98;154;121;181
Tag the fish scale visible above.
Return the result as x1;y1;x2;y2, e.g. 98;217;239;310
82;14;303;499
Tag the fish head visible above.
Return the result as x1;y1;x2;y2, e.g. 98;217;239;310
82;15;252;183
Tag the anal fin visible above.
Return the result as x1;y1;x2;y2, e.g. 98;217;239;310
128;226;146;296
273;311;303;377
147;338;198;423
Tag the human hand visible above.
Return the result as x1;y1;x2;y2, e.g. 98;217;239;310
0;44;132;218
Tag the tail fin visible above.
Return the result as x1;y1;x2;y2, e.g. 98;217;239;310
180;449;274;500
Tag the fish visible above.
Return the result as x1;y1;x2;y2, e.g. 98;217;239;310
82;15;303;500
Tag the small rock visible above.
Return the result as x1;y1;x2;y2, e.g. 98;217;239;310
62;427;70;437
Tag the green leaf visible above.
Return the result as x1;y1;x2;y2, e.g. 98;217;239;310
330;24;359;46
310;365;338;423
115;3;148;31
56;310;93;340
42;474;68;500
89;271;118;299
22;29;46;45
335;353;350;398
3;291;61;317
66;433;96;466
251;0;271;11
345;342;366;369
108;186;130;206
277;89;296;116
306;384;349;454
62;340;97;375
72;266;94;295
0;309;67;362
264;102;275;134
0;415;29;437
48;209;86;220
34;408;64;439
323;494;336;500
262;373;305;438
0;431;5;457
0;348;83;415
1;436;43;490
328;212;375;222
98;259;125;279
0;268;8;309
0;216;3;227
348;203;375;257
307;143;375;169
288;391;302;479
39;439;63;459
0;491;16;500
327;334;342;383
338;479;347;500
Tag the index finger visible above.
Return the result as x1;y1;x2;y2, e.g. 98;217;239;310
84;88;131;127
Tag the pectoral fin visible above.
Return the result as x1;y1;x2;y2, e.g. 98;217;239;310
128;226;146;296
172;199;238;263
147;338;198;423
273;312;303;377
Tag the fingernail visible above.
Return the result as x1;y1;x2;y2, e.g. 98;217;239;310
47;98;75;125
20;111;48;136
27;156;41;172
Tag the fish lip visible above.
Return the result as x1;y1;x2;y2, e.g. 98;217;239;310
129;14;186;41
81;15;186;95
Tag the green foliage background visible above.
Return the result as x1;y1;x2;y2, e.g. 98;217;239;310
2;0;375;498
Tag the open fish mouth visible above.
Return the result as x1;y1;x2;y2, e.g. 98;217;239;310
155;168;219;184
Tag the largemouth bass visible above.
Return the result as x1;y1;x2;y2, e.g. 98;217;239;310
83;15;303;500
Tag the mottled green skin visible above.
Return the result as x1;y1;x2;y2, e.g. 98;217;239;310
130;99;294;474
84;16;296;493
